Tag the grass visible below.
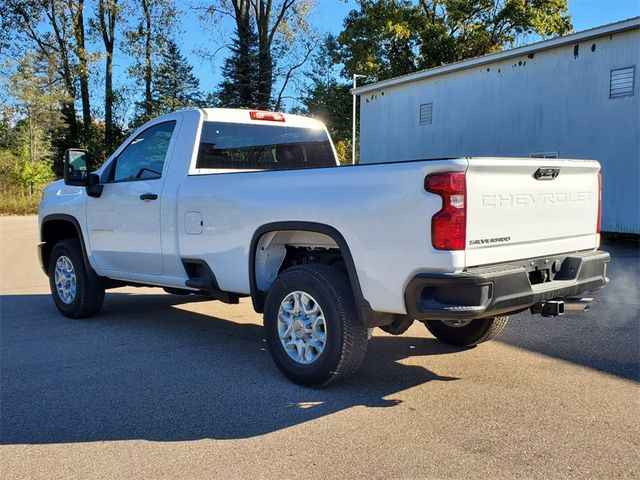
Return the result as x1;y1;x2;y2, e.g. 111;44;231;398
0;195;40;215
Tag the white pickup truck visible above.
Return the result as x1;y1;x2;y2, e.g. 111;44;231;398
38;108;609;386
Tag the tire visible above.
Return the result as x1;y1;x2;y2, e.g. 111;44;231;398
379;315;414;335
48;238;105;319
263;264;368;387
422;316;509;346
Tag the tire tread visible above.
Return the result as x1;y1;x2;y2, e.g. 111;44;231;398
423;315;509;346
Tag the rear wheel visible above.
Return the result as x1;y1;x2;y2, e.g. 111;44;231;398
422;316;509;346
48;238;105;319
379;315;414;335
264;264;368;386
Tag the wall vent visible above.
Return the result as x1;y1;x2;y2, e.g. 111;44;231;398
419;103;433;125
610;66;635;98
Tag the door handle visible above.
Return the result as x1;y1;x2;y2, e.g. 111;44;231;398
140;193;158;201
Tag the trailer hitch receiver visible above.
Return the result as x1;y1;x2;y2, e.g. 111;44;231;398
531;299;565;317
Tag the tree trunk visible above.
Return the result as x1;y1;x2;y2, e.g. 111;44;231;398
105;47;114;153
143;0;153;117
232;0;254;107
257;43;272;109
74;0;92;129
249;0;297;109
48;0;79;145
99;0;118;155
254;0;272;109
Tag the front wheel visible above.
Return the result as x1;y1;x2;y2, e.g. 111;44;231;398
263;264;368;387
422;316;509;346
48;238;105;319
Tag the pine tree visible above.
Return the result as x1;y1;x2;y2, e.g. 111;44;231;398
153;40;202;114
217;24;260;108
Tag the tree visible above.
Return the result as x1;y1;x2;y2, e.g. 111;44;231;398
202;0;313;109
217;23;260;108
5;0;81;149
153;40;202;113
336;0;572;81
97;0;121;154
272;35;315;111
1;53;62;196
70;0;91;130
251;0;296;107
125;0;178;124
3;0;104;169
296;36;352;157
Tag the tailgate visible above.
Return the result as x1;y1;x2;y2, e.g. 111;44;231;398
465;158;600;267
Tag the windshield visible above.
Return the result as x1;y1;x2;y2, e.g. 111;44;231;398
195;121;336;170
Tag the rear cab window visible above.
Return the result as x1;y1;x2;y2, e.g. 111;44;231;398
195;121;337;172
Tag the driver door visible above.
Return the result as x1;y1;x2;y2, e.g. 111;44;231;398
86;121;177;275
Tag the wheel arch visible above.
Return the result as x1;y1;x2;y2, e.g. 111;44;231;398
249;221;393;327
40;214;93;276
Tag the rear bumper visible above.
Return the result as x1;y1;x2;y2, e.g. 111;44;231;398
405;249;609;321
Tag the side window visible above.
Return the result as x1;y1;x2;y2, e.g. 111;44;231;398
110;121;176;182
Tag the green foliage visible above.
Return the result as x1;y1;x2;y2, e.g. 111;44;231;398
153;40;202;114
296;37;352;143
0;53;60;199
5;153;54;192
125;0;179;126
78;121;107;171
336;0;572;81
333;139;351;165
217;24;261;108
0;195;41;215
0;144;54;212
335;0;421;81
202;0;314;110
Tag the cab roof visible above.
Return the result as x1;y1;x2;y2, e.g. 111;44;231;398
199;108;326;130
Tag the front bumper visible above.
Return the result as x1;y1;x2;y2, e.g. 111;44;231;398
405;249;609;321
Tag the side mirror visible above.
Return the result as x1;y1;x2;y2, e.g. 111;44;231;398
64;149;89;186
86;173;103;198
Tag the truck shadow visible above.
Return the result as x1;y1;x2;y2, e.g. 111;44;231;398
0;292;460;445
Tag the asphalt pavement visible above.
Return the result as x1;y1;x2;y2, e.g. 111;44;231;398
1;216;638;479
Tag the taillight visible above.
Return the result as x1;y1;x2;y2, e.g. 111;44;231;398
425;172;466;250
597;172;602;233
249;111;285;122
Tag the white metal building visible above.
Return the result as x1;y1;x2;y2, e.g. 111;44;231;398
354;17;640;233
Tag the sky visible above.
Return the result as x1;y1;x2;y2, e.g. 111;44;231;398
5;0;639;119
178;0;640;106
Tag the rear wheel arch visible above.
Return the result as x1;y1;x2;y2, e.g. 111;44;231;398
249;222;369;317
